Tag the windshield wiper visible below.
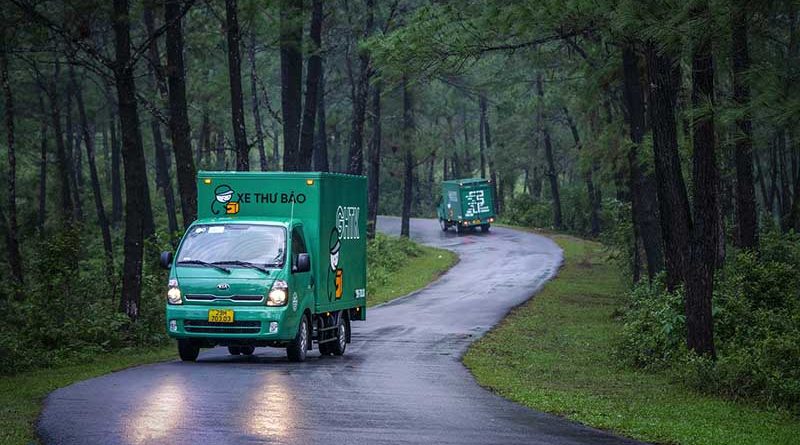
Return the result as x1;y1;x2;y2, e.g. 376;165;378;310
177;260;231;274
213;260;271;275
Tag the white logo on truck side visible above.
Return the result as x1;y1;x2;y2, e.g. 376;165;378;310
336;206;361;240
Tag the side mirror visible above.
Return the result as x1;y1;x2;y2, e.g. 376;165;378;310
293;253;311;273
160;251;173;270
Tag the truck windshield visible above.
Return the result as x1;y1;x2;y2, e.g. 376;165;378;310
177;224;286;268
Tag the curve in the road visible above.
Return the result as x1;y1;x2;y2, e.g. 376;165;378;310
37;217;644;445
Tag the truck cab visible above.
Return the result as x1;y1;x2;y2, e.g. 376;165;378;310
437;178;496;234
161;172;367;362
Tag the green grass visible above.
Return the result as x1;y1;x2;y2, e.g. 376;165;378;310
463;233;800;445
368;243;457;307
1;237;456;445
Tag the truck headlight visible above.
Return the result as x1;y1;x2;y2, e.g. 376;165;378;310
167;278;182;305
267;280;288;306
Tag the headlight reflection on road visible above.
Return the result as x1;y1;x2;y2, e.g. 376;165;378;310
127;376;187;445
244;375;300;440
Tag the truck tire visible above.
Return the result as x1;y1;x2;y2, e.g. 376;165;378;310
439;219;448;232
178;340;200;362
330;317;349;356
240;346;255;355
480;223;490;232
228;346;241;355
456;224;465;235
287;316;309;362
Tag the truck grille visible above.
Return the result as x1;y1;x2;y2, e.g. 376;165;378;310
185;294;264;303
184;320;261;334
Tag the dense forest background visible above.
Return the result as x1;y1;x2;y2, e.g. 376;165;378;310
0;0;798;411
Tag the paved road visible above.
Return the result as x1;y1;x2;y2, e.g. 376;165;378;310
38;217;643;445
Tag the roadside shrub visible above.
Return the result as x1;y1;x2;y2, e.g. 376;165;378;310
616;229;800;409
615;276;685;370
366;233;423;298
0;228;171;375
503;194;552;229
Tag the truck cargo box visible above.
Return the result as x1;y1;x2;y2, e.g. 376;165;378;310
196;171;367;315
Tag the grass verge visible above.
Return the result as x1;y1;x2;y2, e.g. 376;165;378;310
367;233;458;307
463;233;800;445
2;235;456;445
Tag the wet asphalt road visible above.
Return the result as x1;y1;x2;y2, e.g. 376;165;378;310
38;217;644;445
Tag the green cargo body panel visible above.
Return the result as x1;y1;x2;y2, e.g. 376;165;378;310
166;171;367;344
438;178;496;227
196;171;367;315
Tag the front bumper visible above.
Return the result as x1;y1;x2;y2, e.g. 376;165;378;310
166;304;298;342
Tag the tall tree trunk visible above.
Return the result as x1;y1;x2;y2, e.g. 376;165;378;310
347;0;375;175
367;81;381;239
563;107;600;237
622;43;664;279
198;107;210;167
646;42;692;290
248;32;268;171
535;75;563;229
109;108;123;225
225;0;248;171
280;0;303;171
144;4;179;235
483;98;500;213
401;76;414;238
216;132;225;169
64;86;83;221
1;41;23;286
50;60;74;221
272;122;281;169
37;92;48;232
479;95;487;178
731;2;758;247
69;66;114;282
314;69;329;171
298;0;323;171
165;0;197;227
778;132;792;226
461;106;472;176
113;0;148;320
686;6;718;357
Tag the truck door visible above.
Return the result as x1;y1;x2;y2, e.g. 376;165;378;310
291;226;312;314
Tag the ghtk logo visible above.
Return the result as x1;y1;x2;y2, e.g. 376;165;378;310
211;184;240;215
336;206;360;240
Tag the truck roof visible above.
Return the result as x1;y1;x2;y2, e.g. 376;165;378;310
198;170;365;180
441;178;491;187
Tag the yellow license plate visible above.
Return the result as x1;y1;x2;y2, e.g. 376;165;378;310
473;219;481;224
208;309;234;323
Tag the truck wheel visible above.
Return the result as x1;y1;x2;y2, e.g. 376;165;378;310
240;346;255;356
178;340;200;362
480;223;491;232
330;317;349;356
456;224;464;235
287;316;309;362
439;219;448;232
228;346;241;355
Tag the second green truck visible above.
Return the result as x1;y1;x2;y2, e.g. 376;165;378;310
437;178;497;233
161;171;367;362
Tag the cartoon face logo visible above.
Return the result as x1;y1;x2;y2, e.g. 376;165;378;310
328;228;343;301
211;185;239;215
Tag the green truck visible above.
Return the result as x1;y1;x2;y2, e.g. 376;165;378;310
437;178;496;233
160;171;367;362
